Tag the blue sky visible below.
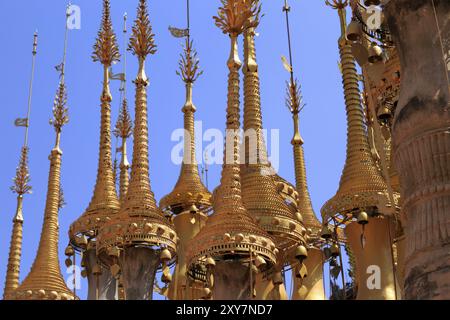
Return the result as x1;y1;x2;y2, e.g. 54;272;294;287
0;0;351;299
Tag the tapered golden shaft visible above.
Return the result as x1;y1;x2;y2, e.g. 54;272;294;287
3;196;24;299
13;147;73;299
87;65;120;211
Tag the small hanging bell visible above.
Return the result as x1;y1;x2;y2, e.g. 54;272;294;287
330;243;340;257
272;272;284;285
65;245;74;257
346;19;362;42
295;245;308;262
320;225;333;239
160;248;172;264
368;42;383;63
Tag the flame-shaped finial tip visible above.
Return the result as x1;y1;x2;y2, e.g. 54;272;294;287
286;79;305;115
177;39;203;83
11;146;32;196
50;82;69;133
92;0;121;66
128;0;157;58
114;99;133;139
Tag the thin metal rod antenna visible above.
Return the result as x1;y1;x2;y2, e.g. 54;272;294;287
24;32;38;148
187;0;191;41
122;13;128;99
61;3;71;83
283;0;295;85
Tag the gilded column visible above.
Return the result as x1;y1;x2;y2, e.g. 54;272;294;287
384;0;450;299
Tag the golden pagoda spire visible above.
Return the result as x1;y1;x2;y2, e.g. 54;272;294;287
282;0;321;234
113;13;132;204
281;1;325;300
97;0;177;300
321;0;394;220
70;0;121;244
240;2;305;258
186;0;277;300
11;6;74;299
3;32;37;300
161;1;212;299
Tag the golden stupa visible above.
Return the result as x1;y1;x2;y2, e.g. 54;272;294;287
2;0;449;301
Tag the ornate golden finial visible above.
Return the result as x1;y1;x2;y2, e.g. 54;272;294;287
70;0;121;246
325;0;349;38
128;0;157;58
10;5;75;300
10;147;32;198
177;39;203;84
114;99;132;202
213;0;261;36
92;0;120;66
114;99;132;140
50;82;69;147
186;0;276;299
